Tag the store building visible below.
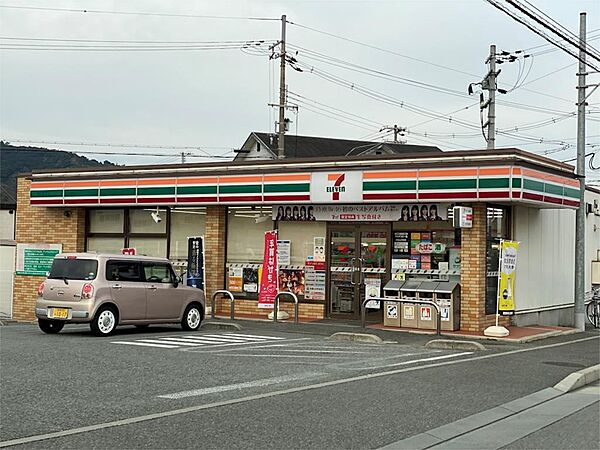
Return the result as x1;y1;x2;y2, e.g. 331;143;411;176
12;134;599;332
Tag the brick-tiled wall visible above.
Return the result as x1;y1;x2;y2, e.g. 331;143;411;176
13;177;86;321
216;298;325;320
460;203;509;332
204;205;227;312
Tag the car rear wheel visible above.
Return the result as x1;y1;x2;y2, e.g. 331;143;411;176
91;306;118;336
38;319;65;334
181;304;203;331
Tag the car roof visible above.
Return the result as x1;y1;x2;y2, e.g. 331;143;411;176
55;252;171;263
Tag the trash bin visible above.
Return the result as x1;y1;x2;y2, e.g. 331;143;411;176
434;281;461;331
400;280;421;328
417;281;439;330
383;280;404;327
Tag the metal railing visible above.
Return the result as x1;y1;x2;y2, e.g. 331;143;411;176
273;292;299;324
361;297;441;336
211;290;236;320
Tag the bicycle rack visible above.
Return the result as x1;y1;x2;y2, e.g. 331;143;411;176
273;292;299;324
361;297;441;336
211;290;236;321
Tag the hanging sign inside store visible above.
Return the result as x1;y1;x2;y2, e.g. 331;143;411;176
273;204;447;222
310;171;363;203
186;236;204;290
16;243;62;276
277;240;291;266
313;237;326;262
453;206;473;228
498;240;520;316
415;242;447;254
258;231;278;309
364;277;382;309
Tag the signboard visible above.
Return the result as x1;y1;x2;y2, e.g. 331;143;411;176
273;204;447;222
16;243;62;276
386;304;398;319
403;304;415;320
498;240;520;316
258;231;278;309
121;248;136;255
228;267;243;292
420;306;432;321
453;206;473;228
277;240;291;266
304;260;326;300
313;237;326;262
186;237;204;290
310;171;363;204
415;242;446;254
364;277;381;309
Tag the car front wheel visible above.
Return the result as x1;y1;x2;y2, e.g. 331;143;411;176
181;304;203;331
38;319;65;334
90;306;118;336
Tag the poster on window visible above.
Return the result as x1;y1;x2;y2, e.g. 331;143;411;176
186;237;204;290
278;268;305;296
258;231;278;309
304;260;326;300
242;268;258;293
277;240;291;266
364;277;382;309
228;267;243;292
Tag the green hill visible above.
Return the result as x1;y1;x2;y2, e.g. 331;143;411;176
0;141;116;207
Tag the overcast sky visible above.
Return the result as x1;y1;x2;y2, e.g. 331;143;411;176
0;0;598;177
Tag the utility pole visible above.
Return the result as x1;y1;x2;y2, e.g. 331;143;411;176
381;124;406;143
485;44;497;150
277;14;287;159
181;152;186;164
574;12;587;331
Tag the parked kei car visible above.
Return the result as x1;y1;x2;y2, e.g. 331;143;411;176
35;253;205;336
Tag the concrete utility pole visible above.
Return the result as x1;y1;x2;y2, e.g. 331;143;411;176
574;12;587;331
381;124;406;143
277;14;287;159
485;44;497;150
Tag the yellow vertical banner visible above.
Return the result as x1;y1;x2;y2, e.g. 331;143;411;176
498;240;519;315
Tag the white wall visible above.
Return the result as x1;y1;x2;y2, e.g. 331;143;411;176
513;189;600;317
0;245;15;318
0;210;15;240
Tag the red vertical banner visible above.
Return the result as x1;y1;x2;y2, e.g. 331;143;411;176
258;230;278;309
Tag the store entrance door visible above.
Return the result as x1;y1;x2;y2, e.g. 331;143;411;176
328;224;389;320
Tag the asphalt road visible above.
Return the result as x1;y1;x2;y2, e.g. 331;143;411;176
0;320;598;449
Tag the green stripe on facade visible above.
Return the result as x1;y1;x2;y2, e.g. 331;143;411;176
363;180;416;191
64;188;98;197
418;179;477;190
137;187;175;196
564;187;580;199
544;183;563;196
263;183;310;193
31;189;63;198
177;185;217;195
523;179;544;192
478;178;509;189
100;188;136;196
512;178;522;188
219;184;262;194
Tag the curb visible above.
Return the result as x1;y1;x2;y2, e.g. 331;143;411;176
425;339;485;351
201;321;242;331
554;364;600;393
328;332;383;344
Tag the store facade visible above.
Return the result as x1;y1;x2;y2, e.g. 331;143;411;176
13;148;583;332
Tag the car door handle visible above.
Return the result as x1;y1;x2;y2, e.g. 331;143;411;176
113;284;122;290
148;285;158;291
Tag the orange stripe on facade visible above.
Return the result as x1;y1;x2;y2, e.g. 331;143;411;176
263;174;310;182
478;167;510;176
176;177;219;185
100;179;138;187
31;181;64;189
512;167;522;175
327;173;342;181
63;181;100;188
419;168;478;178
219;175;263;184
522;168;579;187
363;171;417;179
137;178;177;186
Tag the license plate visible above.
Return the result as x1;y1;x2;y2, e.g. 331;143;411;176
52;308;69;319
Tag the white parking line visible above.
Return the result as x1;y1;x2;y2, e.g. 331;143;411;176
182;337;312;352
348;351;474;370
157;373;322;400
140;339;204;347
224;333;286;340
112;341;178;349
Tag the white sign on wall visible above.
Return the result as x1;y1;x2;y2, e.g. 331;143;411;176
310;171;363;204
277;240;291;266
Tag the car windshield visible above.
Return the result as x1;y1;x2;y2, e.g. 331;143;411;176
48;259;98;281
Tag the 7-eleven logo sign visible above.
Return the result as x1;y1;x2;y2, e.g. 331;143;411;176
327;173;346;201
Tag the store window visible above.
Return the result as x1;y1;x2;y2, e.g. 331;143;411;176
169;208;206;261
486;206;511;315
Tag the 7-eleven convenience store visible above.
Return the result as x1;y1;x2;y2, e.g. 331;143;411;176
13;147;591;332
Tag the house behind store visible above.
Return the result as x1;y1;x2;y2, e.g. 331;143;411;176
10;132;600;331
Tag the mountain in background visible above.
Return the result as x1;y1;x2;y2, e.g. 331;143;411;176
0;141;117;207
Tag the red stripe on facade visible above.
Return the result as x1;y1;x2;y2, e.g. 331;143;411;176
543;195;563;205
176;196;219;203
30;199;63;205
418;192;477;199
522;192;544;202
363;193;417;200
479;191;510;199
511;192;521;198
137;197;176;204
64;199;99;205
218;195;263;202
263;194;311;202
100;198;137;204
563;199;580;207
